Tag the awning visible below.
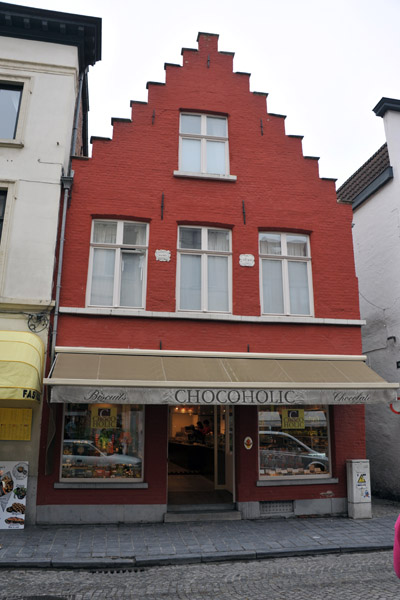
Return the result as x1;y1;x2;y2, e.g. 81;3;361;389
44;348;398;406
0;331;45;401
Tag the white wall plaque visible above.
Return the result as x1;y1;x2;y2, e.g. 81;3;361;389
239;254;255;267
155;249;171;262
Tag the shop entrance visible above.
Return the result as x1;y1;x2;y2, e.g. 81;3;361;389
168;405;234;505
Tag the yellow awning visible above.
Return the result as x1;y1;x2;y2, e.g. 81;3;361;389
0;331;45;401
45;348;398;406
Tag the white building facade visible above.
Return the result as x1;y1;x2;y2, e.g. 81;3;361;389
0;3;101;524
337;97;400;499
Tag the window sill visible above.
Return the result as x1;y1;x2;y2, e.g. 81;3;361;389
0;139;24;149
257;477;338;487
173;170;237;182
55;482;148;489
61;306;365;326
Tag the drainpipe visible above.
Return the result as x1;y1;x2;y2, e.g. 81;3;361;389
50;68;86;364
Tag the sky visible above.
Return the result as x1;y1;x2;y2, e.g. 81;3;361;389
12;0;400;187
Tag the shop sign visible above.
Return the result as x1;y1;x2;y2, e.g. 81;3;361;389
50;386;396;405
0;461;28;529
244;436;253;450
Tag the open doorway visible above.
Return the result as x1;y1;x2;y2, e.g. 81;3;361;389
168;405;235;506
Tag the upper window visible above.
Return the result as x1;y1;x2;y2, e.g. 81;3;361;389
179;113;229;176
87;220;148;308
177;226;231;312
0;190;7;242
0;84;23;140
259;232;313;315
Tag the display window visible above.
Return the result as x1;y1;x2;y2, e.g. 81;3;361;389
258;406;330;479
61;403;144;481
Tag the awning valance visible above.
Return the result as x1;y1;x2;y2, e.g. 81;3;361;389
44;348;398;406
0;331;45;401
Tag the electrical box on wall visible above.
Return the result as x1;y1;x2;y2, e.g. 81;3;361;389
346;459;372;519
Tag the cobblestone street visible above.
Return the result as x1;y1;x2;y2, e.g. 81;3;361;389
1;550;398;599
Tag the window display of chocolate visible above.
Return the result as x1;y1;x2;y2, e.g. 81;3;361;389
62;403;144;480
258;406;329;478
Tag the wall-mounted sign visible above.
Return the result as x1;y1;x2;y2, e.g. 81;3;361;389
244;436;253;450
239;254;255;267
155;249;171;262
0;461;28;529
282;408;305;429
0;408;32;441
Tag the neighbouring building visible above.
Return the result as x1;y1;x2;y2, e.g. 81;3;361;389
0;2;101;524
40;34;397;525
337;97;400;500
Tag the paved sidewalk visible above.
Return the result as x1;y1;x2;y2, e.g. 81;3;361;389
0;498;398;569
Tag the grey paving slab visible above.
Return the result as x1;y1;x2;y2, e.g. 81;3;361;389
0;497;398;569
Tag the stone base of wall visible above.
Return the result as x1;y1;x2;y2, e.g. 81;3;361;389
238;497;348;519
36;504;166;524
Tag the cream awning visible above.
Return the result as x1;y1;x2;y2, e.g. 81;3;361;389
44;348;398;406
0;331;45;401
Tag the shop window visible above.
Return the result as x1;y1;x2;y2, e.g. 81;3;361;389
61;403;144;481
177;226;231;312
259;232;313;315
0;83;22;139
87;220;148;308
178;113;229;175
258;406;330;479
0;190;6;242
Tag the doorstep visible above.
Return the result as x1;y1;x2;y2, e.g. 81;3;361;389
164;503;242;523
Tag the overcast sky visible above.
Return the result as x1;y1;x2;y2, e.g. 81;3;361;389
13;0;400;187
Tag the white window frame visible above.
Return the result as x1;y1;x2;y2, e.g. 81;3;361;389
177;225;232;313
259;232;314;316
86;220;148;309
0;75;31;148
176;113;234;179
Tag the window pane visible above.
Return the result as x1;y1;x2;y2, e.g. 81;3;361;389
208;229;229;251
179;227;201;249
181;114;201;134
123;223;146;245
288;261;310;314
90;248;115;305
0;85;22;139
0;191;6;242
208;255;229;311
180;254;201;310
62;403;144;480
206;116;227;137
261;259;284;313
259;406;329;478
259;233;281;255
206;141;226;174
287;235;308;257
93;222;117;244
120;252;144;307
181;138;201;172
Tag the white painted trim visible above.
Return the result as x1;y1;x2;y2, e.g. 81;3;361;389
59;305;365;326
54;346;367;359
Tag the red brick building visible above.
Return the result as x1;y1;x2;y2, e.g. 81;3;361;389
39;33;396;524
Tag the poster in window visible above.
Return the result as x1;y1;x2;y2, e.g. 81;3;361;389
282;409;305;430
0;461;28;529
